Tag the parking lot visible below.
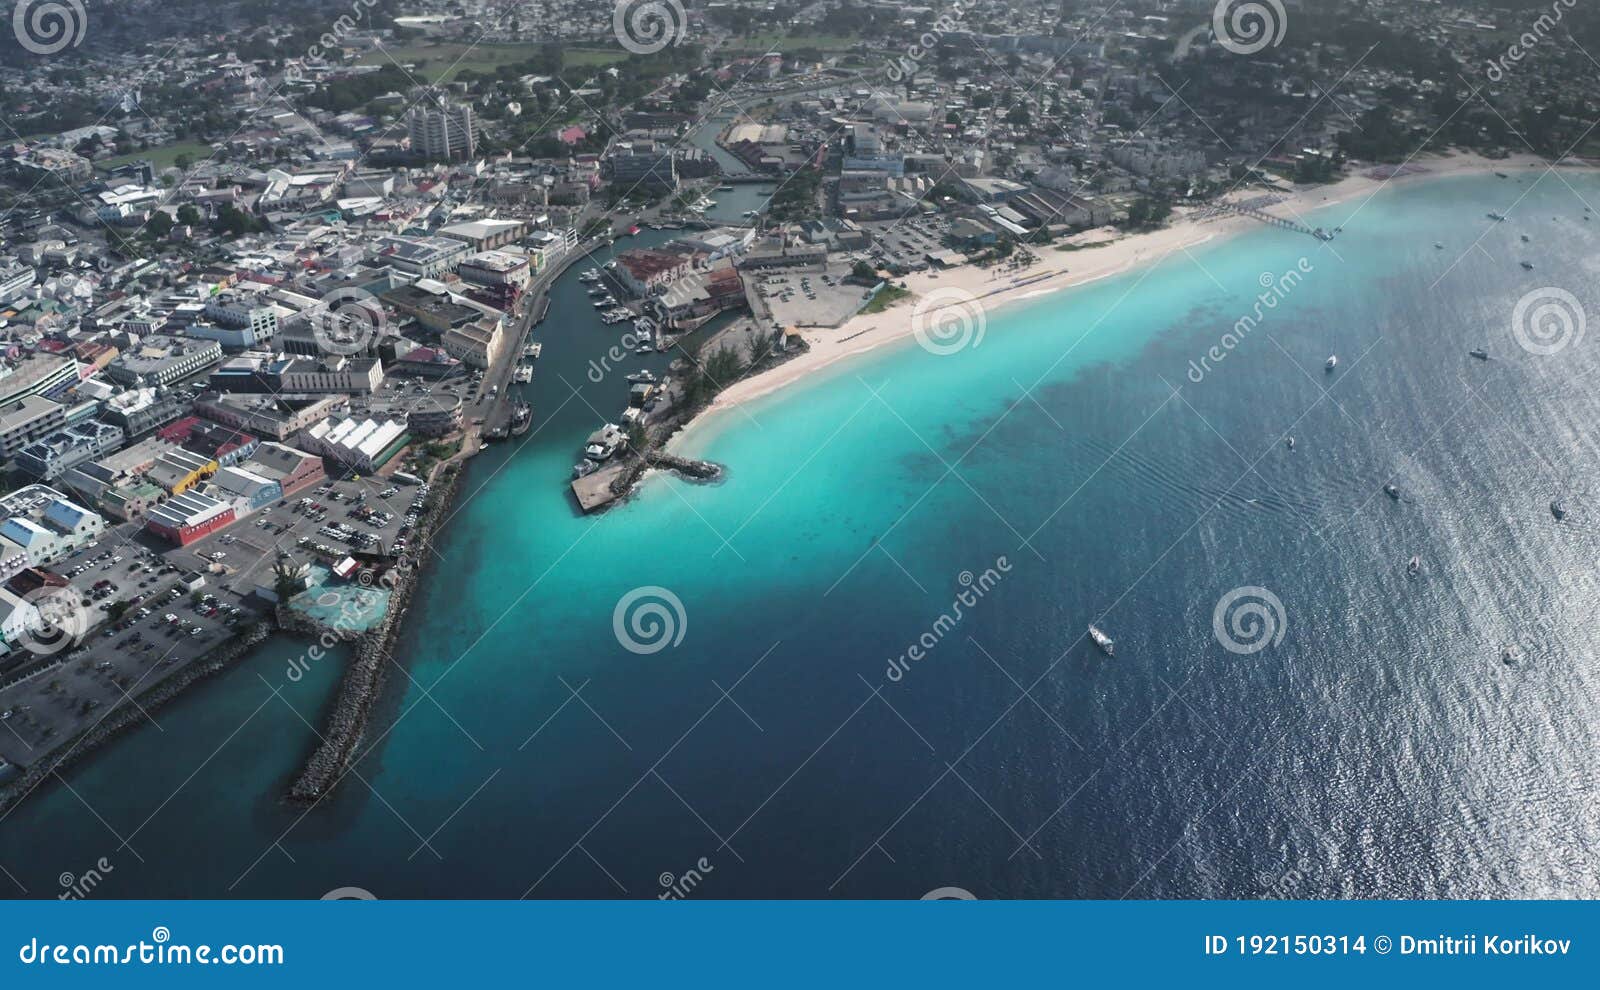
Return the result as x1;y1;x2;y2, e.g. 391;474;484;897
0;548;249;763
865;217;955;273
0;474;429;767
181;475;425;603
758;264;875;329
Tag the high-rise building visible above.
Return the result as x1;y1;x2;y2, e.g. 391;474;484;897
407;102;477;160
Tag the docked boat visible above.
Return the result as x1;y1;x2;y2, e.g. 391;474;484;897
573;460;599;479
1088;624;1115;656
524;342;542;359
1495;171;1509;179
1384;483;1400;500
1551;499;1567;520
717;184;735;191
513;365;533;384
635;345;653;355
1324;354;1338;372
579;269;602;282
625;370;658;384
1469;348;1489;360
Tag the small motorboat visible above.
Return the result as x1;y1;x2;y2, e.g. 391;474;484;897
1286;436;1296;451
1520;234;1530;243
1384;484;1401;500
1501;643;1522;666
1088;624;1115;657
1521;261;1535;271
1551;499;1567;521
1407;555;1421;576
1488;212;1508;221
1434;241;1444;249
1469;348;1489;360
1324;354;1338;372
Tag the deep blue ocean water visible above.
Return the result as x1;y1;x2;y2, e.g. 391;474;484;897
5;172;1600;899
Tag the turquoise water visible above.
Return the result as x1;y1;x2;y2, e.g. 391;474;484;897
7;172;1600;899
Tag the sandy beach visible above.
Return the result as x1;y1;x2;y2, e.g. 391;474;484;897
677;151;1564;445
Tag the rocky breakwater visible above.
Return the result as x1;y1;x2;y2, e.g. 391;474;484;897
610;451;724;496
286;464;462;806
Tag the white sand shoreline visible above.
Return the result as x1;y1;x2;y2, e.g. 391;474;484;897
674;152;1570;449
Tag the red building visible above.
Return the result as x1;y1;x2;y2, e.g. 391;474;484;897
144;491;237;545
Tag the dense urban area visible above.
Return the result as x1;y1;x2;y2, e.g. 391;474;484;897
0;0;1596;803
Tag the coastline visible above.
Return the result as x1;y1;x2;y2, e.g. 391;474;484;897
0;621;274;817
674;152;1564;449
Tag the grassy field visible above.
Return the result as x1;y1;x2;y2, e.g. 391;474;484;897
358;42;626;82
725;32;862;54
97;140;216;172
